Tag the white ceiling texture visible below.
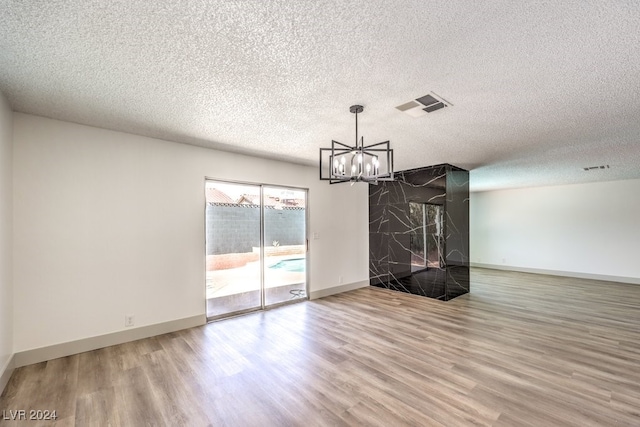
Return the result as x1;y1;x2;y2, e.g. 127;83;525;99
1;1;639;191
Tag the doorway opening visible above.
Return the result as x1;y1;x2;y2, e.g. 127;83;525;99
409;202;443;272
205;180;308;320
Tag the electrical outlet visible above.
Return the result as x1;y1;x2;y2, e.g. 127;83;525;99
338;276;343;284
125;314;135;327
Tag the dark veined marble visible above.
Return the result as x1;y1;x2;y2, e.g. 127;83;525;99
369;164;469;301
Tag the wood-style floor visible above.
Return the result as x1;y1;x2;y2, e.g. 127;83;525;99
2;268;640;426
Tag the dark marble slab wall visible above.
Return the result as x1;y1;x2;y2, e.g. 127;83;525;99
369;164;469;301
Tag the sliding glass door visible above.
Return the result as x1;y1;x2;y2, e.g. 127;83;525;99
205;181;262;318
205;180;307;320
263;186;307;306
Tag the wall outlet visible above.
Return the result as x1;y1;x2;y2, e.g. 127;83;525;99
502;258;506;264
338;276;343;284
125;314;135;327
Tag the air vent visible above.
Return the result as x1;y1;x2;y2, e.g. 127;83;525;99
583;165;610;171
396;92;451;117
423;101;445;113
416;94;439;107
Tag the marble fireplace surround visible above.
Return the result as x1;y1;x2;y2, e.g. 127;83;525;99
369;164;469;301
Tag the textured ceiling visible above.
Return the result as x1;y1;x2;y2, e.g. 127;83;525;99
1;0;639;191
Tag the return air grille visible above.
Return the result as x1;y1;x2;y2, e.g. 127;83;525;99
396;100;421;112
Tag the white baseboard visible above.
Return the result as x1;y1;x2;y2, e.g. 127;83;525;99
10;283;370;369
309;280;370;300
0;353;15;396
13;314;206;368
471;263;640;285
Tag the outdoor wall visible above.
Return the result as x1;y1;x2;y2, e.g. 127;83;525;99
264;207;305;249
470;179;640;283
0;91;13;386
206;205;305;254
12;113;369;353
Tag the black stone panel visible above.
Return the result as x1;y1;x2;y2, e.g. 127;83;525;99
369;183;389;206
401;165;447;188
369;204;387;234
397;269;447;300
387;203;409;233
368;164;469;301
389;261;412;279
400;182;445;205
369;265;390;286
369;227;389;287
446;265;470;300
388;233;411;266
369;232;389;262
386;180;408;204
444;168;470;300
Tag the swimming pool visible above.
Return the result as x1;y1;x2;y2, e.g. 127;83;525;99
269;258;306;272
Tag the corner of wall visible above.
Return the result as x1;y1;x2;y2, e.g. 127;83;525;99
0;89;14;396
0;354;15;396
309;280;369;300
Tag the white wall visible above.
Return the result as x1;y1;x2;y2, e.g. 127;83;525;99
13;113;369;353
470;179;640;281
0;92;13;378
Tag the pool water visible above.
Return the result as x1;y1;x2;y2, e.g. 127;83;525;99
269;258;306;272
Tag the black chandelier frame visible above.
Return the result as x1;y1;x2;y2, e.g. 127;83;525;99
319;105;394;184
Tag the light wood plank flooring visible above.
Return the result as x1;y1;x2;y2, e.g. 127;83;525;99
2;268;640;426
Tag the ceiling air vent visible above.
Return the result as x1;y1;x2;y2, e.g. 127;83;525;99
396;92;451;117
583;165;610;171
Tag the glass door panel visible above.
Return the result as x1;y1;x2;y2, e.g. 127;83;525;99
206;181;262;318
409;202;427;272
410;202;443;271
263;186;307;306
426;204;443;268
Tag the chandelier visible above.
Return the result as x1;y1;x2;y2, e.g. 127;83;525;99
320;105;394;184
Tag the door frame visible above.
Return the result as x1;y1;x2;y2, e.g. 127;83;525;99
204;178;309;321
